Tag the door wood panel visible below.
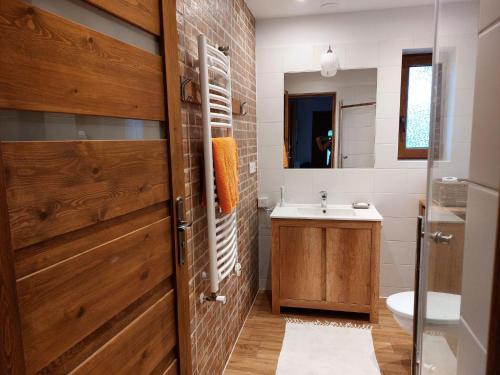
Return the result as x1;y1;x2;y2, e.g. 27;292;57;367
84;0;161;36
279;226;324;301
36;279;174;375
0;0;165;120
71;290;176;374
0;144;25;375
2;140;169;249
17;218;173;374
14;203;169;279
326;227;371;306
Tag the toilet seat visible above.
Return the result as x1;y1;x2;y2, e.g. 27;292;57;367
386;291;461;325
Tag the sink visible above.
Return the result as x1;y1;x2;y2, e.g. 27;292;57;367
296;207;356;217
270;203;383;221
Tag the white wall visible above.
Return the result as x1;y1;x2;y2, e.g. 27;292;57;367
256;2;479;294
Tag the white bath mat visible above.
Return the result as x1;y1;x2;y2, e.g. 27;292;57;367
276;319;381;375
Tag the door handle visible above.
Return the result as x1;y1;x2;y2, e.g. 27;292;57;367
430;231;453;244
176;197;192;266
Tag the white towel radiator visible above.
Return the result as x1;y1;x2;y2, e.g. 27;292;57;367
198;34;241;304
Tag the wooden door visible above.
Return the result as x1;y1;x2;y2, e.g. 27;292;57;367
0;1;191;374
279;226;324;301
326;227;372;306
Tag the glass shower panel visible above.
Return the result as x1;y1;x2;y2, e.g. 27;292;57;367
416;0;479;374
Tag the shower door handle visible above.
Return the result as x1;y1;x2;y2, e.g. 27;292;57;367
430;231;453;244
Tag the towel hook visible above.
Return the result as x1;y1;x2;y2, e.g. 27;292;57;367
240;101;248;116
218;45;230;56
180;77;193;102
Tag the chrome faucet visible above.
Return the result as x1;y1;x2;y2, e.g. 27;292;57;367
319;191;328;208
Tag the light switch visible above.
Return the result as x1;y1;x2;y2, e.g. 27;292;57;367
249;161;257;174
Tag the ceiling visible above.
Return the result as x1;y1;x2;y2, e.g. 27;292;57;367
245;0;467;19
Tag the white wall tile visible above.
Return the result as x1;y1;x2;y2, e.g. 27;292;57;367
258;167;284;195
336;169;374;193
258;145;283;170
256;72;284;99
374;117;399;144
375;144;398;168
256;47;284;74
258;235;272;278
282;44;316;72
382;217;417;242
257;122;282;147
452;115;473;144
380;264;414;288
373;193;420;217
377;66;402;93
285;190;316;204
381;240;417;265
376;92;401;118
257;97;284;123
312;170;344;196
378;39;410;67
380;286;410;298
453;88;475;117
284;169;314;193
407;169;428;194
345;42;379;69
373;169;407;193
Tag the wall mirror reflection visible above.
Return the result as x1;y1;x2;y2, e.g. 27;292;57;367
284;69;377;169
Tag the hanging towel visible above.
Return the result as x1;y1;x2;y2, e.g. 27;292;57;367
283;145;289;168
212;137;239;214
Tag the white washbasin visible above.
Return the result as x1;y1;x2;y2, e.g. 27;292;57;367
270;203;383;221
296;207;356;217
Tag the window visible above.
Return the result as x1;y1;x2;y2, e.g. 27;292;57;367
398;53;433;159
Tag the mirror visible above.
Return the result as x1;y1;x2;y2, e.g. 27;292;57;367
284;69;377;168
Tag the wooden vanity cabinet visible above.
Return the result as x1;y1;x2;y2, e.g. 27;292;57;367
272;219;381;323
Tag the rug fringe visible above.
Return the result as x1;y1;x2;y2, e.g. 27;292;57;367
282;315;372;330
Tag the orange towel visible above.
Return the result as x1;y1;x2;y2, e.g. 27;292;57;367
212;137;239;214
283;145;289;168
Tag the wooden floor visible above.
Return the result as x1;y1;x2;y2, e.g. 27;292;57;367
224;292;412;375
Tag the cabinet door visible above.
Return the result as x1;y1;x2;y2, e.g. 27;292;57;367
279;226;324;301
326;227;371;305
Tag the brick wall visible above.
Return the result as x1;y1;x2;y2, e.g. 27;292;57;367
175;0;258;373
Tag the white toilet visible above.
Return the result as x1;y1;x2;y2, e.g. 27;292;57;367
386;291;461;335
